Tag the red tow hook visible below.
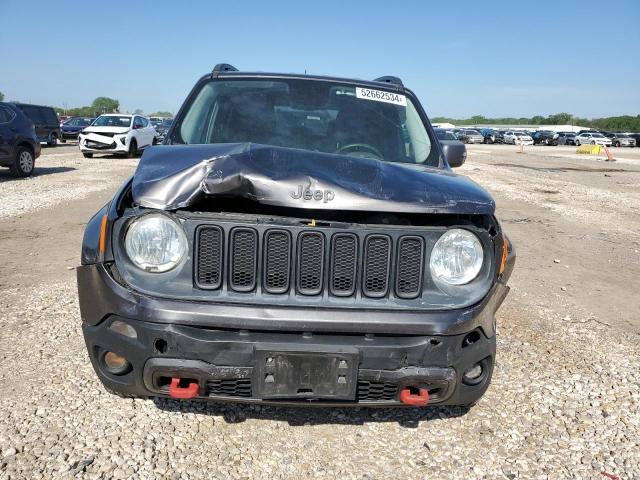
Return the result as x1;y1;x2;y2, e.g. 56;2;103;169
169;377;200;399
400;387;430;407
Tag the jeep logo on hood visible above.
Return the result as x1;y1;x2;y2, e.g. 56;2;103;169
290;185;335;203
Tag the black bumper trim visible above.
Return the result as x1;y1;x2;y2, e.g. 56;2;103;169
82;317;496;406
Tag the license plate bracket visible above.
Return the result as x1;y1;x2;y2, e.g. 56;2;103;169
253;345;358;400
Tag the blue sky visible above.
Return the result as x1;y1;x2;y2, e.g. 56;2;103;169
1;0;638;118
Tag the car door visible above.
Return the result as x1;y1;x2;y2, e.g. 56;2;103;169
141;117;154;146
0;106;15;159
132;116;144;145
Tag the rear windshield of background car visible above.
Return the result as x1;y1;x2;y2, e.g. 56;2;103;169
174;79;439;167
93;116;132;127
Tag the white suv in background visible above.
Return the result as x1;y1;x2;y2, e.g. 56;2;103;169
78;114;157;158
503;131;533;145
574;132;612;146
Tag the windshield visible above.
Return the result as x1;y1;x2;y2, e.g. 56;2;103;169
592;133;604;138
173;79;438;166
93;115;131;127
466;130;481;135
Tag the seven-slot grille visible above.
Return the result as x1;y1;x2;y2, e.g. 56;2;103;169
195;225;428;299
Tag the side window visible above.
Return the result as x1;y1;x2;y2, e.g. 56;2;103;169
141;117;149;127
133;116;144;128
23;106;45;124
0;107;15;123
42;108;59;125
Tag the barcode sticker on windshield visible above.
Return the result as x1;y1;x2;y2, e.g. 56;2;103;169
356;87;406;106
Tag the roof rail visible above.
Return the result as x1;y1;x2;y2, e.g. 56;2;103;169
373;76;404;90
211;63;238;78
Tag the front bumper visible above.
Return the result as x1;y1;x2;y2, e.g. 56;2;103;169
79;136;128;154
78;263;510;406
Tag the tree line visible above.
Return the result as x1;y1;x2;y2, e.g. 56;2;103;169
431;113;640;132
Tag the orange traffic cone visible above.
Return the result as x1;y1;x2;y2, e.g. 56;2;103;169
603;145;615;162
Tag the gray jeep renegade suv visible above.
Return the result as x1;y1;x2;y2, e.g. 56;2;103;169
78;64;514;408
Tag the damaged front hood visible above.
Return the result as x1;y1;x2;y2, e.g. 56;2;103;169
131;143;495;215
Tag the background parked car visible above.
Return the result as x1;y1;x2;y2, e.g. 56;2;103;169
11;103;61;147
78;114;157;158
531;130;558;146
459;129;484;144
574;132;612;146
503;131;534;145
153;118;173;143
480;128;503;144
627;133;640;147
60;117;94;142
557;132;577;145
605;133;636;147
0;102;41;176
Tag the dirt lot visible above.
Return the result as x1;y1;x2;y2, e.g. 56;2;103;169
0;143;639;479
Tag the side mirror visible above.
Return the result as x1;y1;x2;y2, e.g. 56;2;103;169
441;142;467;168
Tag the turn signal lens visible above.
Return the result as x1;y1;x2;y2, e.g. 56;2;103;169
499;237;508;275
99;214;108;254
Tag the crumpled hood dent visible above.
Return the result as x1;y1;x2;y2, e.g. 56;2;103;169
131;143;495;215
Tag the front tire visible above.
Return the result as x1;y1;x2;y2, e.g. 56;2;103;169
575;140;580;146
614;141;620;147
127;139;138;158
47;132;58;147
10;146;35;177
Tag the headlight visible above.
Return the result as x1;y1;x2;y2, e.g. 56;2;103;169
124;214;187;272
430;229;484;286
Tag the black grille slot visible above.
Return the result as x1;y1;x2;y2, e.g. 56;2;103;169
363;235;391;297
330;234;357;296
207;379;252;398
396;236;424;298
263;230;291;294
357;381;398;401
297;232;324;295
229;228;257;292
196;226;223;289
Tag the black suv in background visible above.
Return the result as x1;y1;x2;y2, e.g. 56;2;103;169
531;130;558;145
0;102;41;176
11;103;61;147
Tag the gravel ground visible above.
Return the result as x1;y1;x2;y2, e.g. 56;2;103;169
0;146;639;479
0;146;137;219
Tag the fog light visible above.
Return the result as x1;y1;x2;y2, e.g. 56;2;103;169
120;137;127;145
103;351;130;375
463;363;483;384
109;320;137;339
